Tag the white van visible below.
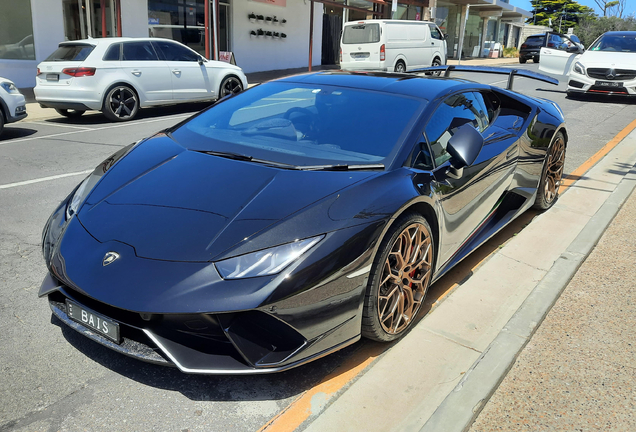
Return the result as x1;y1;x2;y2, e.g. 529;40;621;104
340;20;447;72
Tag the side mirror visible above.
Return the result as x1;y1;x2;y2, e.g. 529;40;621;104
445;123;483;178
443;33;449;40
566;45;580;53
198;56;205;65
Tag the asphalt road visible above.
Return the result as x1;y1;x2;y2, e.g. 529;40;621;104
1;64;635;432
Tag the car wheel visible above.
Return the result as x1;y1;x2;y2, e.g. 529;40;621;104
430;58;442;76
103;85;139;122
219;76;243;99
519;57;527;64
533;56;540;63
394;61;406;73
55;109;85;118
362;212;434;342
0;111;4;136
533;131;566;211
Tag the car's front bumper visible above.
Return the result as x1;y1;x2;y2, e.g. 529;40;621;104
0;91;28;123
567;73;636;96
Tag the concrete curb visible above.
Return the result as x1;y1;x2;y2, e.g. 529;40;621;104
419;165;636;432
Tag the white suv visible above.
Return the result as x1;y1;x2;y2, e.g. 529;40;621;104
35;38;248;121
0;77;28;136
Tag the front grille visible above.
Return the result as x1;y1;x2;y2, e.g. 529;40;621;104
587;68;636;81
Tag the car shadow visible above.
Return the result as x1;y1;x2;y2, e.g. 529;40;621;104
0;126;38;140
52;313;369;402
42;101;215;126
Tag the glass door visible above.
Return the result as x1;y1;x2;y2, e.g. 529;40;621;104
63;0;117;40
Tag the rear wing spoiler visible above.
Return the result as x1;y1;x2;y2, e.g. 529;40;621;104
409;65;559;90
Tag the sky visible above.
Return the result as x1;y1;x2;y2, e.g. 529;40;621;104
508;0;636;18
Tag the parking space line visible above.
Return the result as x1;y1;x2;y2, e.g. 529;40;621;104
257;116;636;432
0;169;92;190
29;121;93;130
0;114;192;146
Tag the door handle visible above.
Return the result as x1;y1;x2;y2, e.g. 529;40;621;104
172;69;181;75
131;70;141;76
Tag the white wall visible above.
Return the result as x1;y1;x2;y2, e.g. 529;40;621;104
0;0;64;88
231;0;323;73
121;0;150;37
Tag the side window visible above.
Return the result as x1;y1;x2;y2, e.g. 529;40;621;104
152;40;199;62
430;26;443;41
413;138;435;171
103;43;121;61
425;93;486;167
122;42;158;61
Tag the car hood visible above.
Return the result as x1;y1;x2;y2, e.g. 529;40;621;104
78;134;375;262
578;51;636;68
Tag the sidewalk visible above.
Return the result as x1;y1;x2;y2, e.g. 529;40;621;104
17;58;518;123
297;128;636;431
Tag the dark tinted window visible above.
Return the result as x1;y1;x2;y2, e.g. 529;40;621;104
523;36;545;47
103;43;121;61
342;24;381;44
426;93;487;167
152;40;199;61
430;26;443;40
45;44;94;61
175;82;425;167
589;33;636;53
122;42;158;61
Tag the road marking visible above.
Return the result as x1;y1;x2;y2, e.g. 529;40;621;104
0;169;93;190
29;121;93;130
257;117;636;432
0;114;191;146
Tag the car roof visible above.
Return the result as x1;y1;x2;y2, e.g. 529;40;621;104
274;71;484;101
59;37;177;46
602;31;636;36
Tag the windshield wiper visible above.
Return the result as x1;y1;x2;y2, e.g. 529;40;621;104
301;164;385;171
195;150;301;169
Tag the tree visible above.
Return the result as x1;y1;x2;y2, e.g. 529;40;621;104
574;15;636;46
528;0;596;32
594;0;619;17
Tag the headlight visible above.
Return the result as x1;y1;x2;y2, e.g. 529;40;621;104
573;62;585;75
65;175;92;219
0;81;18;93
215;235;325;279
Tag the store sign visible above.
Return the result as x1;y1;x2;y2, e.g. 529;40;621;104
219;51;236;65
252;0;287;6
148;18;159;25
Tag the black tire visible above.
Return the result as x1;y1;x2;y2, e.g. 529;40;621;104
519;57;527;64
430;57;442;76
0;111;4;136
394;61;406;73
533;56;540;63
219;75;243;99
55;108;85;118
102;85;139;122
533;131;566;211
362;212;435;342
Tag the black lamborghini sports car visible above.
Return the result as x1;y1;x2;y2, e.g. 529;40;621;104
40;66;567;374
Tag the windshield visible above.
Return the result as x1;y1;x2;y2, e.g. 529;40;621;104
171;82;426;168
589;33;636;53
45;44;94;61
343;24;381;44
523;36;545;47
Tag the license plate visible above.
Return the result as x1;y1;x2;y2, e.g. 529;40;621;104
595;81;623;87
46;74;59;82
66;299;121;343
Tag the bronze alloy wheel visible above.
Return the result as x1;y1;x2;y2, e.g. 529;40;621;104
363;213;435;341
534;131;566;210
543;135;566;204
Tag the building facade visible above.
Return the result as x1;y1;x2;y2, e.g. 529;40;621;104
0;0;530;89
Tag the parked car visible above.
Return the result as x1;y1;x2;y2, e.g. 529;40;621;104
340;20;447;72
519;32;582;64
35;37;247;122
540;31;636;97
40;67;567;374
0;77;28;136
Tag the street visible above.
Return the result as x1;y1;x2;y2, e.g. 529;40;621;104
1;64;635;432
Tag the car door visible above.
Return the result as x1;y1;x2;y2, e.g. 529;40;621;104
120;41;172;103
539;34;581;76
418;91;517;267
429;25;446;64
152;40;212;101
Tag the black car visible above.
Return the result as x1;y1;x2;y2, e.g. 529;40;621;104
519;32;582;63
40;67;567;374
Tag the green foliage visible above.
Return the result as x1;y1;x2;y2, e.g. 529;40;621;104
503;47;519;57
575;15;636;46
528;0;596;31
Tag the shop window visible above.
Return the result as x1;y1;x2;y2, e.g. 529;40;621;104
148;0;206;56
0;1;35;60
